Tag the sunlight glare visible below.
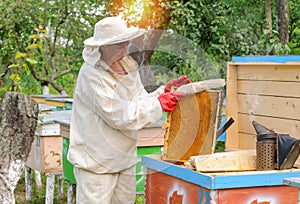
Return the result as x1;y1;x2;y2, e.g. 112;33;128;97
126;0;144;22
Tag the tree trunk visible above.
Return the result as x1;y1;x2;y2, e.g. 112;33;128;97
0;92;39;204
265;0;273;31
276;0;289;44
111;1;172;92
130;29;164;93
43;85;50;95
110;0;174;92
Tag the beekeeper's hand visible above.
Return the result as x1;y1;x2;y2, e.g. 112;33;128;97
158;92;186;112
164;75;191;93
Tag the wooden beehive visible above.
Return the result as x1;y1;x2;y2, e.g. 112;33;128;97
31;94;73;110
226;56;300;153
162;90;224;162
26;137;62;173
143;155;300;204
142;56;300;204
26;110;72;173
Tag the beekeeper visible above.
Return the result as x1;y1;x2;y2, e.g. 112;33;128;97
67;16;190;204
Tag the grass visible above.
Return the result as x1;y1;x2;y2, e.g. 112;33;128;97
15;171;145;204
15;172;68;204
135;195;145;204
14;143;225;203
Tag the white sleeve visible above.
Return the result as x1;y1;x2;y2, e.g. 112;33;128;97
81;71;163;131
97;88;162;131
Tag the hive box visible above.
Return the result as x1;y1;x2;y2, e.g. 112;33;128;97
26;110;72;173
142;155;300;203
31;94;73;110
26;130;63;173
142;55;300;203
226;56;300;152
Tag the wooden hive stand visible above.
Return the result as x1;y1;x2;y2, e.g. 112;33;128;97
25;109;72;204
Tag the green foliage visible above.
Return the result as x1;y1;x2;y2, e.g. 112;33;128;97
0;25;47;95
150;26;224;84
258;29;291;55
135;195;145;204
0;0;107;96
149;0;300;81
289;0;300;54
15;171;67;203
168;0;231;61
0;0;300;97
215;141;226;152
289;27;300;55
151;50;223;83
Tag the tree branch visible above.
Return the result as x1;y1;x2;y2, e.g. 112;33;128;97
16;3;41;25
27;64;46;82
54;68;71;79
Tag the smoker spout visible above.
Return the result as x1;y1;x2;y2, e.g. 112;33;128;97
252;121;274;135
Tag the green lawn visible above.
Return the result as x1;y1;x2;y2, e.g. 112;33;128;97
15;171;145;203
15;142;224;203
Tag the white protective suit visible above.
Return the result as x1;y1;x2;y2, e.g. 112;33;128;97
67;46;164;173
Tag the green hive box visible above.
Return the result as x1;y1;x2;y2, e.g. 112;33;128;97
136;146;162;193
62;137;76;184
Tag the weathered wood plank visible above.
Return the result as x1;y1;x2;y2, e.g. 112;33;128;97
25;167;32;201
238;94;300;121
237;64;300;81
37;123;61;136
34;170;43;188
67;182;76;204
226;64;239;150
137;127;164;147
42;137;62;172
238;114;300;138
189;150;256;172
45;174;55;204
60;124;70;138
237;133;256;149
238;80;300;97
57;175;63;198
26;138;42;172
44;99;66;107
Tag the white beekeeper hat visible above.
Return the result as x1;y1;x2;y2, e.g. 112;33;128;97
84;16;145;46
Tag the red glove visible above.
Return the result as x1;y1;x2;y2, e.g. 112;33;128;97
158;92;186;112
164;75;191;93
